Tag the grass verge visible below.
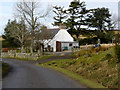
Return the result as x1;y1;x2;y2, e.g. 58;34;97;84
37;47;118;88
2;62;11;77
38;64;106;88
2;55;53;61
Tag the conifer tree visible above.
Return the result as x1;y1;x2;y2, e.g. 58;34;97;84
52;6;66;26
87;7;112;31
65;0;87;39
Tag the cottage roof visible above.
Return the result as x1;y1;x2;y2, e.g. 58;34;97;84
47;28;60;39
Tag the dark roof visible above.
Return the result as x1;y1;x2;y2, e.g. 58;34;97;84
47;28;60;39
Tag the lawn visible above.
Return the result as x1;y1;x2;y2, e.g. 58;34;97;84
39;47;119;88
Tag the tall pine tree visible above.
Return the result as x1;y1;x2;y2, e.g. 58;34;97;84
87;7;113;31
65;0;87;40
52;6;66;26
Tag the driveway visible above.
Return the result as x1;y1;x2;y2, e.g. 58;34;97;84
2;58;87;88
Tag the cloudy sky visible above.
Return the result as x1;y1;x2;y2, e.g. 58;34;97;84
0;0;119;35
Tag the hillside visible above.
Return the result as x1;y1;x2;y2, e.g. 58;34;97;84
40;46;119;88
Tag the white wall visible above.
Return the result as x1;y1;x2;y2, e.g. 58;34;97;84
46;29;77;52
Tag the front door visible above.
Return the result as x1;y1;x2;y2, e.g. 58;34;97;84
56;41;61;52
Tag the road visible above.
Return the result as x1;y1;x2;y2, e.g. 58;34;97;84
2;58;87;88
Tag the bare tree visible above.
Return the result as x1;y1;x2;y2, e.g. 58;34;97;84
15;0;51;53
18;18;28;53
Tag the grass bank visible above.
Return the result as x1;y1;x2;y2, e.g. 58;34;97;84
38;64;106;88
38;47;118;88
2;62;11;77
2;55;53;61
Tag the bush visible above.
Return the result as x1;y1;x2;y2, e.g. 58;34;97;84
26;49;30;53
76;50;88;57
16;49;21;53
79;36;112;45
79;37;98;45
76;46;111;58
105;54;113;59
101;54;113;62
2;37;20;48
114;44;120;62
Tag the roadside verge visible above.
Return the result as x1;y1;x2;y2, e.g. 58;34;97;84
2;62;11;77
37;64;107;89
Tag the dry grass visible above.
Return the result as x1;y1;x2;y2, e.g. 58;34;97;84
40;47;119;88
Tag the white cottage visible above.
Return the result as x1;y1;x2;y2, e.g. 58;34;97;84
43;26;79;52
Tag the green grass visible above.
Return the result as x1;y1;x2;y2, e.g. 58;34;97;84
38;47;118;88
2;62;11;77
2;55;53;61
37;55;53;60
38;64;106;88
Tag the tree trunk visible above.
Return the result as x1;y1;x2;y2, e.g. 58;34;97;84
21;45;24;53
42;44;44;55
30;39;33;53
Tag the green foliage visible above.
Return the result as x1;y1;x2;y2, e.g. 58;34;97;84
76;46;110;58
114;44;120;62
65;1;87;38
52;0;113;39
52;6;66;26
4;19;28;50
25;49;30;53
114;33;120;62
2;35;20;48
78;31;115;45
3;54;53;61
79;37;98;45
41;47;118;88
101;54;112;62
105;54;113;59
87;8;113;31
39;63;106;88
2;63;11;76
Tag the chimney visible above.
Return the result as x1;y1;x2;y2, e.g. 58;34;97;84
59;23;66;29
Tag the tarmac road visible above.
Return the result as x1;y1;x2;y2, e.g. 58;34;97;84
2;58;87;88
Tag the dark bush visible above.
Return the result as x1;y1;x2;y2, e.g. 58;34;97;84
2;38;20;48
105;54;113;60
114;44;120;62
79;37;98;45
79;37;112;45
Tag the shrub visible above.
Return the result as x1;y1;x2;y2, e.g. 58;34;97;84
16;49;21;53
79;37;98;45
26;49;30;53
106;54;112;59
101;53;113;62
114;44;120;62
76;46;111;58
76;50;88;57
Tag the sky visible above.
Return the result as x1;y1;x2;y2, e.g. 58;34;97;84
0;0;119;35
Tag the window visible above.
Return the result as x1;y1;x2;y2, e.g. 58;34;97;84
69;43;72;46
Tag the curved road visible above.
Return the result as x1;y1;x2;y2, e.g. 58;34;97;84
2;58;87;88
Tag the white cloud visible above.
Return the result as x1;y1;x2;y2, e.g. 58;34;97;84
81;0;119;2
0;0;119;2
